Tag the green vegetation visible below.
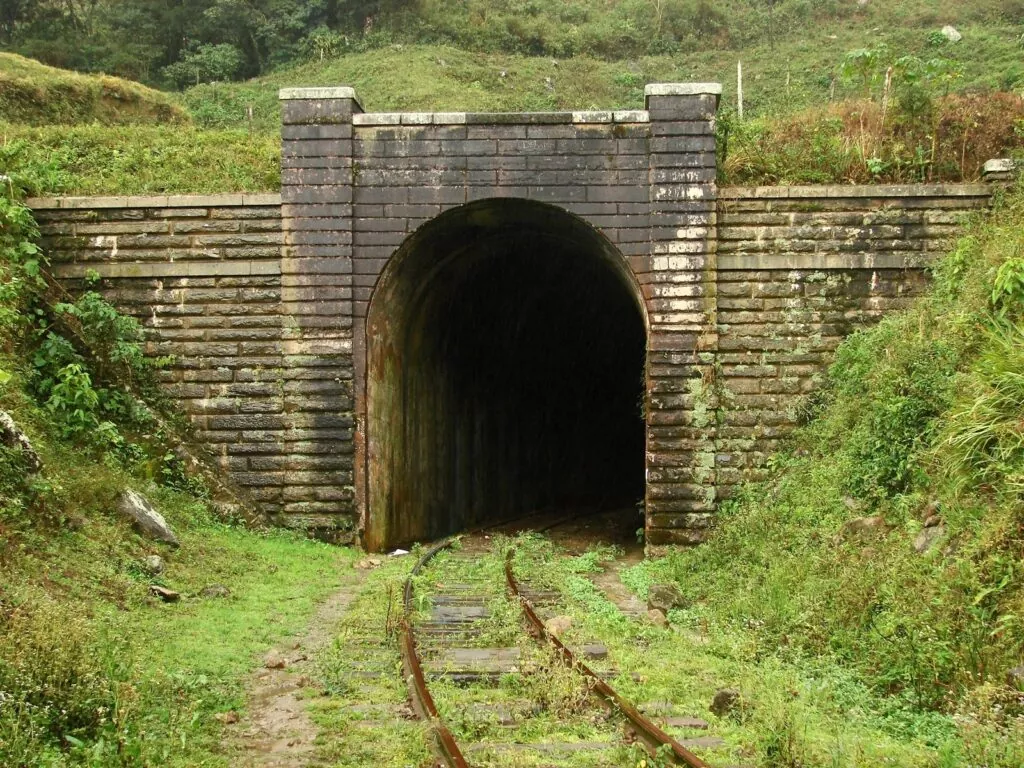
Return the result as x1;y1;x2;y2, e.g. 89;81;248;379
0;186;353;765
0;53;187;126
0;125;280;197
625;183;1024;764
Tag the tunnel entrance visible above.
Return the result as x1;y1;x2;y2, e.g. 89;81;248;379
364;199;647;551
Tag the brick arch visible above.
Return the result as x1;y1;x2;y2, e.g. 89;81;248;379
361;198;648;550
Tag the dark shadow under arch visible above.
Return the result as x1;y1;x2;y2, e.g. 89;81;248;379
364;199;647;550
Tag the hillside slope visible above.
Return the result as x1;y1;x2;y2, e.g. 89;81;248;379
0;53;188;126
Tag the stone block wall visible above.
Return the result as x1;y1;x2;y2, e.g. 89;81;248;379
713;185;992;497
30;195;356;537
26;98;1002;549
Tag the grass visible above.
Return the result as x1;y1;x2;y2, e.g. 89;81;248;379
0;53;188;127
0;124;280;197
0;347;356;765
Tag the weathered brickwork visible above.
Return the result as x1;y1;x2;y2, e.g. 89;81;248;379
27;86;1004;550
713;186;992;499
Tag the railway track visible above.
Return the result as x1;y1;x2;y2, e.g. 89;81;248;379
399;533;722;767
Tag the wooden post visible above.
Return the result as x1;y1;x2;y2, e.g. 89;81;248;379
737;61;744;120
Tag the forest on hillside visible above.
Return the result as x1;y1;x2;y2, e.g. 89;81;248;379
3;0;1023;88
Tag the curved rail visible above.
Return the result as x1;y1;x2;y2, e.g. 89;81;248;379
504;549;713;768
400;540;470;768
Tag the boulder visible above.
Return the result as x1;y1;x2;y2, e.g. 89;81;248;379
149;585;180;603
543;615;573;638
941;25;962;43
840;516;888;542
646;608;669;628
914;525;946;554
0;411;41;473
710;688;742;717
142;555;165;576
117;489;179;547
647;582;686;613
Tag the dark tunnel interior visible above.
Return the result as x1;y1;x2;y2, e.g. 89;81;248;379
365;199;646;550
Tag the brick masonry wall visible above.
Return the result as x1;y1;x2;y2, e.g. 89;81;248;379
26;106;999;549
713;185;992;497
26;195;357;538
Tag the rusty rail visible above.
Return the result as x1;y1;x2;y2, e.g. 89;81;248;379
400;540;470;768
504;549;713;768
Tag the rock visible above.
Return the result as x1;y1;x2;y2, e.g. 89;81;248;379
142;555;165;575
1006;665;1024;690
840;516;888;541
983;158;1018;182
117;490;179;547
914;525;946;554
646;608;669;628
264;652;287;670
544;615;573;638
0;411;41;473
648;582;686;613
149;585;180;603
355;557;383;570
582;644;608;660
923;514;942;528
941;25;962;43
710;688;742;717
200;584;231;598
214;710;239;724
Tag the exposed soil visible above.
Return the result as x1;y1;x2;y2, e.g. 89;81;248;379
228;574;364;767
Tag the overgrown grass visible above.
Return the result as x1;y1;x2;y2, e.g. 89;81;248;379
0;53;188;127
625;184;1024;763
0;124;279;197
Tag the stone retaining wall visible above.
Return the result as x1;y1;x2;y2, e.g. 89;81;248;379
27;126;1000;547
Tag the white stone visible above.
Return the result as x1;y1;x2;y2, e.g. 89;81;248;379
117;489;179;547
983;158;1016;174
400;112;432;125
278;86;362;107
614;110;650;123
572;111;612;123
353;113;401;126
941;25;962;43
645;83;723;97
433;112;468;124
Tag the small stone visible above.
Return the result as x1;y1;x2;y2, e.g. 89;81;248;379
215;711;239;724
1006;665;1024;690
647;582;686;612
200;584;231;598
923;514;942;528
264;652;287;670
142;555;165;575
149;585;180;603
647;608;669;628
710;688;742;717
117;489;179;547
355;557;383;570
582;644;608;660
914;525;946;554
544;615;573;638
0;411;41;473
941;25;962;43
841;516;888;541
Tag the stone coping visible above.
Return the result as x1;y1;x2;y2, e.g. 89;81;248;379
352;109;650;126
719;184;993;200
279;86;363;110
645;83;723;97
27;193;282;210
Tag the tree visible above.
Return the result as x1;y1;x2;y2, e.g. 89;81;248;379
162;43;245;87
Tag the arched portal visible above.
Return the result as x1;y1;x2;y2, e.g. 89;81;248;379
364;199;647;550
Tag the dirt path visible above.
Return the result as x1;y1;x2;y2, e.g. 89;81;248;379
228;574;364;767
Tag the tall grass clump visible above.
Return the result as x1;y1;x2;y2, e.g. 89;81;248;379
629;184;1024;761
